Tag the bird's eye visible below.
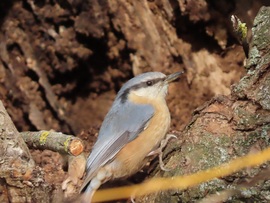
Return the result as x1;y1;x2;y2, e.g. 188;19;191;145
146;81;153;86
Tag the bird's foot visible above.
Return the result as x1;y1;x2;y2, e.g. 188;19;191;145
148;134;177;171
130;196;136;203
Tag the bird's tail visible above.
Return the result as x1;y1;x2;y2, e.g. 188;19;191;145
80;185;96;203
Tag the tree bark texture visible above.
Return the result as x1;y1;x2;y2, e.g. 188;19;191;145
0;0;269;202
138;6;270;203
0;101;55;203
0;0;253;135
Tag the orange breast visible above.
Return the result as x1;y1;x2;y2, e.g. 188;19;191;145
108;93;171;179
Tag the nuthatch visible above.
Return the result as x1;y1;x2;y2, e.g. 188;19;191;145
80;71;183;202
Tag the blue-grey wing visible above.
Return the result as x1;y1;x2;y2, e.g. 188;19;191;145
80;101;154;191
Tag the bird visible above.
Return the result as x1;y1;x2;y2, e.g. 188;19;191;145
80;71;183;202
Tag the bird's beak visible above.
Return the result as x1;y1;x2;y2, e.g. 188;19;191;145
164;71;184;83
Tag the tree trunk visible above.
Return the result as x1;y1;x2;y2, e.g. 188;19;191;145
0;0;269;202
0;101;54;202
139;6;270;203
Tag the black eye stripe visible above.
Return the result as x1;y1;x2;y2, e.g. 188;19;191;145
145;78;164;86
119;77;165;103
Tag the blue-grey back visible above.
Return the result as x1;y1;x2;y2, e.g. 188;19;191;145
82;98;154;189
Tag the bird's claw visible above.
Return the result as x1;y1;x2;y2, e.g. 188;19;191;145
159;134;177;171
148;134;178;171
130;196;136;203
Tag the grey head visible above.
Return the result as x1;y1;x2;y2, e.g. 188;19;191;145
116;72;168;103
115;71;183;103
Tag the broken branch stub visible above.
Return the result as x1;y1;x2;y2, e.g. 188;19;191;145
21;131;84;156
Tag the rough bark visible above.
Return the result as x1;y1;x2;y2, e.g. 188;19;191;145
0;0;250;135
138;6;270;203
0;101;54;203
0;0;269;202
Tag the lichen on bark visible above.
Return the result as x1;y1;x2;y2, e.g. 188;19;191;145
139;6;270;203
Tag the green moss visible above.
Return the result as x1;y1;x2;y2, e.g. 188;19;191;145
39;131;50;145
